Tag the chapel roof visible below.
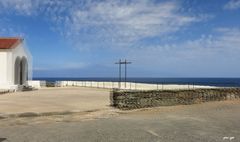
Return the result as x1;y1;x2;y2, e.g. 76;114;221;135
0;37;23;49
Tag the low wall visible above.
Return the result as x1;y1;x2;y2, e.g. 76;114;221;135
111;88;240;110
57;81;216;90
28;80;46;89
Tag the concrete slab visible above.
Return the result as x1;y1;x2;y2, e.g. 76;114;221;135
0;100;240;142
0;87;111;115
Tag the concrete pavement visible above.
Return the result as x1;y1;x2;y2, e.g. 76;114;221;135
0;87;111;116
0;87;240;142
0;100;240;142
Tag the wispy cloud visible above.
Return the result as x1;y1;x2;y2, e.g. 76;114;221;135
0;0;37;15
0;0;71;16
127;27;240;72
65;0;206;49
0;18;25;36
33;62;88;71
1;0;239;77
224;0;240;10
0;0;209;49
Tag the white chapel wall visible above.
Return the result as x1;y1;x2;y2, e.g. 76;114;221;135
0;51;8;84
11;42;32;85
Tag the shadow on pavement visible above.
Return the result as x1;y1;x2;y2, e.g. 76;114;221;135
0;138;7;142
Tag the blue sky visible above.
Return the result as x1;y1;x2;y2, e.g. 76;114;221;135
0;0;240;78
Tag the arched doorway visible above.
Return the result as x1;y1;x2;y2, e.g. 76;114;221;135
21;57;28;85
14;56;28;85
14;57;21;85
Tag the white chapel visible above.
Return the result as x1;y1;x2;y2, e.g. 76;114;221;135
0;37;32;90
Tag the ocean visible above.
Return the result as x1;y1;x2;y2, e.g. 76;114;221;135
33;77;240;87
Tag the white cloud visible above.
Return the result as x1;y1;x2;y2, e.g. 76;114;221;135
33;62;88;71
213;28;240;48
0;0;210;50
0;18;25;36
121;27;240;77
127;27;240;67
0;0;70;16
0;27;13;35
65;0;202;48
0;0;36;15
224;0;240;10
1;0;239;77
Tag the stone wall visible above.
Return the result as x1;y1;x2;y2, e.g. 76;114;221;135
110;88;240;110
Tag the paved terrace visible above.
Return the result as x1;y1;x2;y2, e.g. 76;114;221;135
0;99;240;142
0;87;240;141
0;87;110;116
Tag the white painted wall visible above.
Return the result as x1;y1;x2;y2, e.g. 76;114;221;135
28;80;46;89
0;51;8;84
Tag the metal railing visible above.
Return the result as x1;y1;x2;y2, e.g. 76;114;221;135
55;81;234;90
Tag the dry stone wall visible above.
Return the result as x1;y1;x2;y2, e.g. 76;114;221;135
111;88;240;110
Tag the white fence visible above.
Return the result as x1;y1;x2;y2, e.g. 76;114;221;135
57;81;216;90
28;80;46;89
